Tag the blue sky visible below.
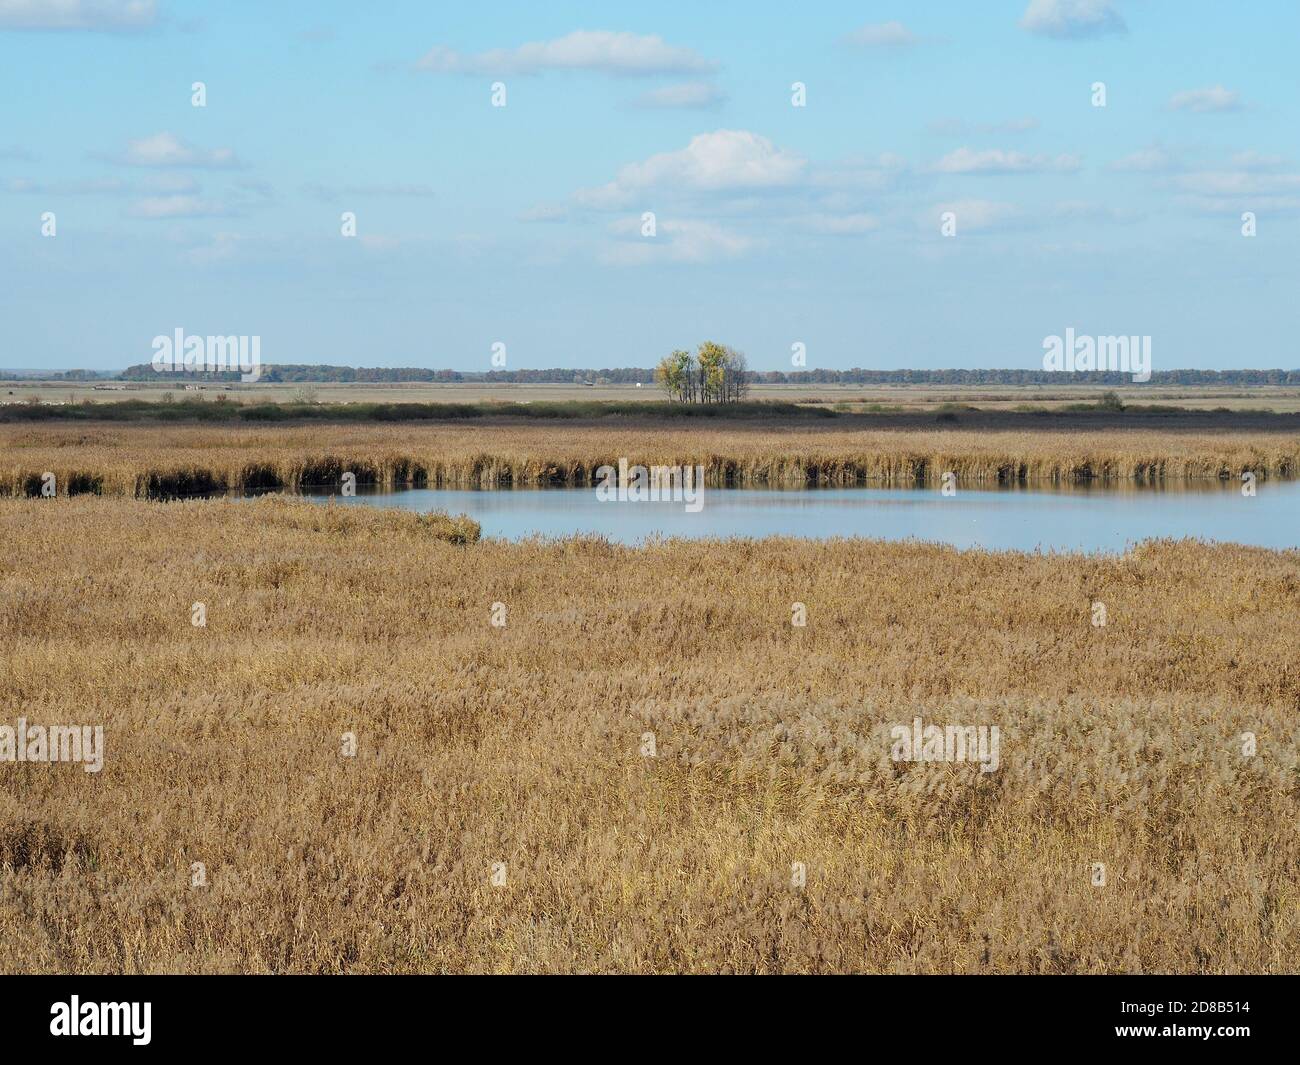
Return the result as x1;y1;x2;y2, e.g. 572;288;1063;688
2;0;1297;372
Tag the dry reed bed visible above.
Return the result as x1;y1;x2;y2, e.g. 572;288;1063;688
2;421;1299;496
1;495;1297;973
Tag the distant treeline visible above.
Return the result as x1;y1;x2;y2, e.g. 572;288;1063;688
0;398;835;424
46;364;1300;386
113;364;659;384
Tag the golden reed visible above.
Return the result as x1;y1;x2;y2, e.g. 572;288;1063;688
1;495;1296;973
3;421;1299;496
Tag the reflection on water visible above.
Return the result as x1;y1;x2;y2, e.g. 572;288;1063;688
297;480;1300;552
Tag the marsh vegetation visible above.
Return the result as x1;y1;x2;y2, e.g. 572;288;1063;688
3;421;1299;499
1;496;1296;972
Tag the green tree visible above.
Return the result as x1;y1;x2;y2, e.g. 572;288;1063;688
696;341;728;404
655;349;694;403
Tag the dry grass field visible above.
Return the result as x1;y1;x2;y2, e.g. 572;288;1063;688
3;420;1300;497
1;494;1297;973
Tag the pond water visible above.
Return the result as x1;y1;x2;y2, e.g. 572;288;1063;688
298;481;1300;552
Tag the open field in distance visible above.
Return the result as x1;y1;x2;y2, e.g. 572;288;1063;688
12;379;1300;412
1;496;1296;973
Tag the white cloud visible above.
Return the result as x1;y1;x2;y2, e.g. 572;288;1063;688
186;232;244;265
108;132;243;169
416;30;715;77
928;117;1039;136
144;173;200;193
1163;163;1300;215
1171;171;1300;197
1169;86;1242;114
1053;200;1134;222
629;81;726;109
1110;146;1183;172
842;21;919;48
804;212;880;235
927;200;1020;231
518;203;568;223
10;174;232;201
933;147;1081;174
1179;195;1300;214
127;194;235;219
1229;151;1287;171
0;0;156;31
603;218;754;265
1019;0;1125;39
304;181;435;201
234;178;274;199
813;154;913;195
1116;149;1300;212
576;130;806;208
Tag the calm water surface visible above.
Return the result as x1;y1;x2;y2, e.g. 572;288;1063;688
301;481;1300;552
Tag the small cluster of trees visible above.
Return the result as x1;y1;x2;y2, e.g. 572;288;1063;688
654;342;749;404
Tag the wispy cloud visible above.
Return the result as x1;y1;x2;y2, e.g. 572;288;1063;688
1110;145;1184;172
928;117;1039;136
101;132;244;169
303;182;436;202
234;178;274;199
1170;170;1300;198
1169;85;1242;113
1229;151;1287;171
926;199;1021;231
518;203;568;223
1019;0;1126;39
1170;167;1300;214
359;234;402;251
813;154;914;196
0;0;157;31
127;194;237;219
185;231;245;265
933;147;1081;174
803;212;880;235
841;21;920;48
1114;147;1300;212
576;129;806;209
11;170;261;217
628;80;726;109
602;218;754;265
416;30;716;77
6;173;201;196
1053;200;1136;223
7;176;130;194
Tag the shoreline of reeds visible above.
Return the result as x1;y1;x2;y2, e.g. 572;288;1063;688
3;421;1299;498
